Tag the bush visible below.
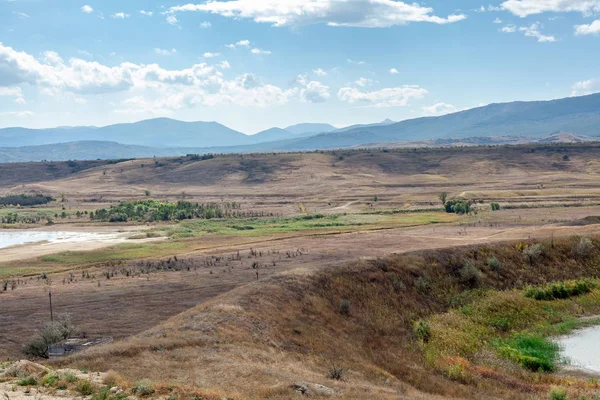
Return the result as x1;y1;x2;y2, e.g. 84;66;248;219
0;194;54;206
524;279;597;301
444;200;472;215
76;379;95;395
339;299;351;316
414;320;431;343
414;275;431;294
22;314;75;358
327;364;346;381
40;373;60;387
132;380;155;396
573;237;594;259
17;376;38;386
487;257;501;274
548;387;567;400
523;243;544;265
490;203;501;211
459;260;482;287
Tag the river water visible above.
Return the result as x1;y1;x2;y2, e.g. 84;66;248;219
558;325;600;373
0;230;116;249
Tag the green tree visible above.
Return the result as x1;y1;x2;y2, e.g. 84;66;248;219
439;192;448;205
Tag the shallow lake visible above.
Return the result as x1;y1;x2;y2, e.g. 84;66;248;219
0;230;117;249
558;325;600;373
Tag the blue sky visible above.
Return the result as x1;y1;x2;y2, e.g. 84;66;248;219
1;0;600;134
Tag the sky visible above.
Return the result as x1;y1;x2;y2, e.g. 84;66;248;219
1;0;600;134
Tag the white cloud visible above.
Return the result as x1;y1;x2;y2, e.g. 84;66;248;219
354;77;372;87
167;0;466;28
347;59;366;65
422;102;457;116
226;40;250;50
154;48;177;56
575;19;600;35
251;48;271;55
74;97;87;104
81;5;94;14
502;0;600;17
501;24;517;33
0;42;296;113
204;52;220;58
14;97;26;105
337;85;427;107
493;17;503;24
0;86;23;97
0;110;34;118
166;14;178;25
389;68;399;74
200;21;211;28
217;61;231;69
571;79;600;96
519;23;556;42
111;12;130;19
140;10;153;16
313;68;327;77
13;11;30;19
301;81;330;103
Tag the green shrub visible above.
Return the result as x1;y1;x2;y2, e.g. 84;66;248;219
339;299;350;316
414;320;431;343
524;279;597;301
17;376;38;386
548;387;568;400
490;203;501;211
22;314;75;358
497;333;559;372
41;373;60;387
132;380;155;396
523;243;544;265
487;257;501;274
76;379;95;396
444;200;472;215
459;260;482;287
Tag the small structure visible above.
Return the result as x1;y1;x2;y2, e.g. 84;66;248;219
48;337;112;358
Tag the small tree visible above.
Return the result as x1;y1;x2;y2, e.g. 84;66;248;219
22;314;75;358
439;192;448;205
573;237;594;259
523;244;544;266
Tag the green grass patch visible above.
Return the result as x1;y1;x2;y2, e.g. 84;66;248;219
495;333;559;372
422;280;600;374
524;279;598;301
156;211;455;239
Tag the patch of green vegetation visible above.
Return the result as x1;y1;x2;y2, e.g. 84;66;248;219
17;376;38;386
157;211;454;239
40;242;187;264
423;279;600;373
496;333;559;372
0;194;54;206
41;373;60;387
525;279;598;301
91;199;241;222
75;379;95;395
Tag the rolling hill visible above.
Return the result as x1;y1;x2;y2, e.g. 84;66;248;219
1;93;600;161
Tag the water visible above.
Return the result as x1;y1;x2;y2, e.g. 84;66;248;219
0;230;117;249
558;325;600;372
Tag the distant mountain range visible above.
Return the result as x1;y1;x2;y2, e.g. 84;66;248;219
1;93;599;162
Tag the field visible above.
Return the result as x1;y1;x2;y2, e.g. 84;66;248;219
2;144;600;399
